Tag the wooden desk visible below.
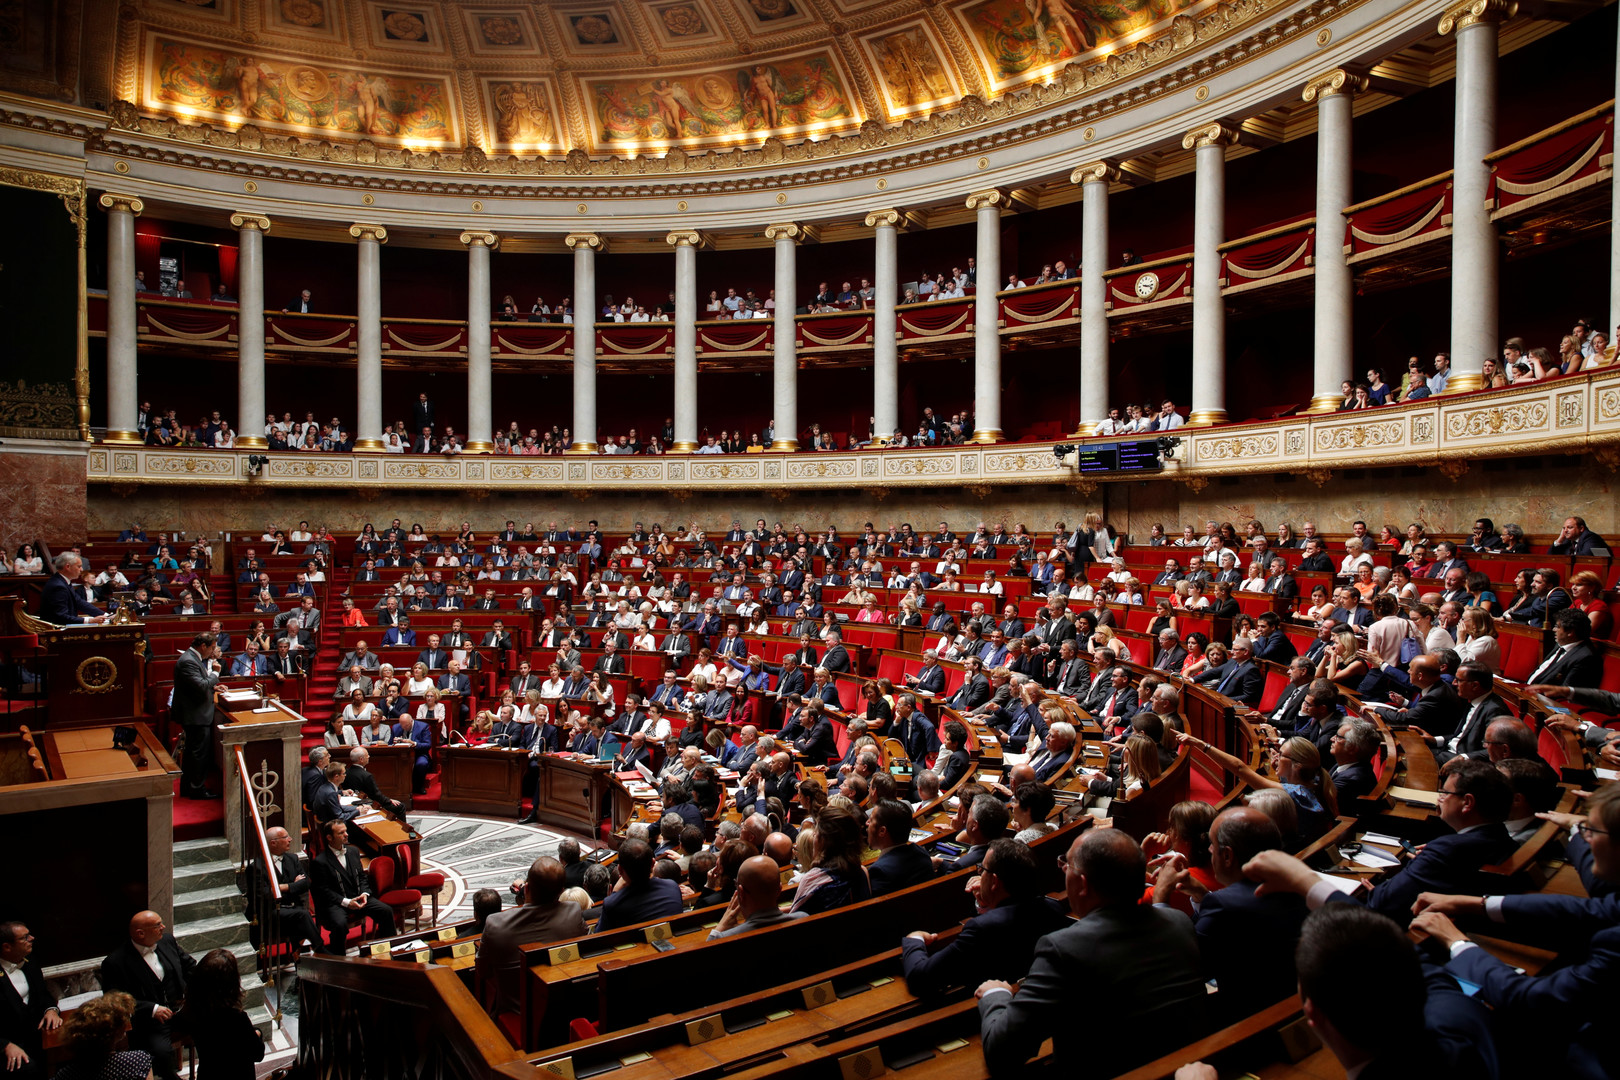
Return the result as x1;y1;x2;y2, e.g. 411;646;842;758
438;745;527;816
537;753;613;835
352;813;421;876
362;744;417;810
2;600;147;727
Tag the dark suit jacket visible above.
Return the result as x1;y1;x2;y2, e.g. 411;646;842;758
39;573;103;623
1531;641;1603;689
172;647;219;728
902;896;1070;995
1153;646;1188;672
938;747;972;789
1404;682;1466;741
1093;686;1138;723
1447;696;1510;759
1251;631;1297;665
1193;878;1308;1018
1351;823;1516;924
794;716;839;764
1211;661;1265;707
100;935;194;1026
979;904;1208;1076
948;675;990;712
1266;682;1312;734
311;845;376;929
593;878;684;933
894;713;938;763
868;843;934;897
0;958;55;1056
821;645;851;674
1331;760;1378;804
911;664;946;695
1266;574;1300;601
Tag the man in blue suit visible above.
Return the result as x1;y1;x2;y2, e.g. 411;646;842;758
393;716;433;795
1207;637;1265;706
1029;722;1076;782
866;799;934;897
592;840;683;933
905;650;947;696
1250;612;1297;665
902;837;1069;994
891;695;938;765
1243;758;1516;926
230;641;269;676
1411;784;1618;1078
1156;806;1307;1021
38;552;107;625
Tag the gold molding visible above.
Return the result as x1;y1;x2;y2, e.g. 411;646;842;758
3;168;89;440
1181;123;1242;151
97;192;144;215
230;212;272;232
1439;0;1517;35
1304;393;1344;414
770;439;800;451
1070;160;1122;186
763;223;818;244
1301;69;1368;103
1187;409;1230;425
666;230;706;248
965;189;1009;212
564;233;606;252
863;208;902;229
349;223;389;243
458;231;499;248
1443;372;1485;394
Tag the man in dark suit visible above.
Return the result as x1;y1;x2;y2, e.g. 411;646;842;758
343;748;406;819
38;552;107;624
978;829;1208;1077
1091;667;1138;726
173;631;222;798
1250;612;1297;665
1264;558;1299;601
1030;723;1076;782
98;911;196;1078
311;820;396;951
592;840;683;932
411;393;435;438
1549;514;1610;556
477;856;587;1013
790;702;839;765
1423;664;1508;764
892;696;938;765
866;800;934;896
246;826;321;953
1152;630;1187;673
1245;758;1515;926
1208;637;1265;707
310;761;362;825
593;643;628;675
1153;559;1184;586
509;661;542;696
1265;656;1316;734
905;651;947;696
416;635;449;671
904;837;1070;994
820;630;851;674
1368;654;1464;742
1161;807;1307;1022
0;922;59;1078
945;657;991;712
1329;719;1379;805
1524;610;1603;689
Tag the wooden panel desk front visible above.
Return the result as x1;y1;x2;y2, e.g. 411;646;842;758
361;744;417;810
537;754;614;835
438;745;527;816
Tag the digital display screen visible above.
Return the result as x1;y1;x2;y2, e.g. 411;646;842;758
1077;440;1163;473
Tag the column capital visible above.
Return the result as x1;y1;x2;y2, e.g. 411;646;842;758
230;212;271;232
459;230;499;248
964;188;1009;212
349;222;388;243
1439;0;1516;34
98;193;144;215
863;208;904;229
1069;160;1121;186
763;222;818;244
565;232;607;252
666;229;708;248
1302;68;1368;103
1181;122;1242;151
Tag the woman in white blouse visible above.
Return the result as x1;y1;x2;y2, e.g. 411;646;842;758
612;601;641;631
384;432;404;453
331;692;367;747
1455;608;1501;670
632;623;657;651
519;689;550;725
416;688;447;744
1240;563;1269;593
12;544;42;575
583;671;615;716
688;648;718;686
406;662;434;697
1339;538;1375;576
540;662;567;698
1174;525;1200;547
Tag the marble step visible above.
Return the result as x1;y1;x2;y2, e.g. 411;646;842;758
174;858;237;894
173;837;230;868
175;883;245;924
172;912;253;957
245;1003;276;1042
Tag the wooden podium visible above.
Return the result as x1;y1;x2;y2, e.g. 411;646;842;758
361;744;417;810
438;745;527;816
3;599;146;726
537;754;613;835
215;696;306;864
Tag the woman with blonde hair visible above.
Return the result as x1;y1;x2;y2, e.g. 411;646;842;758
519;688;550;724
406;661;433;696
1456;607;1501;670
1120;733;1162;796
1317;630;1367;687
1178;730;1338;841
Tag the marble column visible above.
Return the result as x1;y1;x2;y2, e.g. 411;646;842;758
1183;123;1239;426
99;194;144;444
1303;70;1365;413
349;223;387;452
460;231;497;453
965;189;1007;443
865;209;901;443
1440;0;1511;395
1070;163;1119;435
763;222;810;451
565;233;604;452
230;213;271;449
667;229;703;452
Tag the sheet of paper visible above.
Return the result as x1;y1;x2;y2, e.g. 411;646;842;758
1314;871;1362;895
1597;768;1620;782
1349;850;1400;868
1360;832;1403;846
1389;785;1439;807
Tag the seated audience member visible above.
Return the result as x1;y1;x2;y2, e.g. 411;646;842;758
902;838;1068;995
591;839;683;932
933;794;1011;874
1328;718;1380;805
97;910;196;1080
47;993;151;1080
1154;806;1308;1020
310;819;396;951
708;855;807;939
476;856;587;1014
0;920;60;1076
788;802;873;915
866;798;934;896
1409;782;1620;1078
977;829;1208;1077
1241;758;1515;925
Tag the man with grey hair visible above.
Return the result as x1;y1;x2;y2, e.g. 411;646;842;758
934;794;1010;873
1153;629;1186;673
1031;721;1076;782
906;649;947;696
1208;636;1264;706
41;551;109;624
1330;718;1379;805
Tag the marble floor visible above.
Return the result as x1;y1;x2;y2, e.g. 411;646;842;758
413;812;573;924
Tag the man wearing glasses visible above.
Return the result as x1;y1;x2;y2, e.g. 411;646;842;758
1241;758;1515;926
0;923;60;1078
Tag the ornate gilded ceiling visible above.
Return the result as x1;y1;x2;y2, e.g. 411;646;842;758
108;0;1209;155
